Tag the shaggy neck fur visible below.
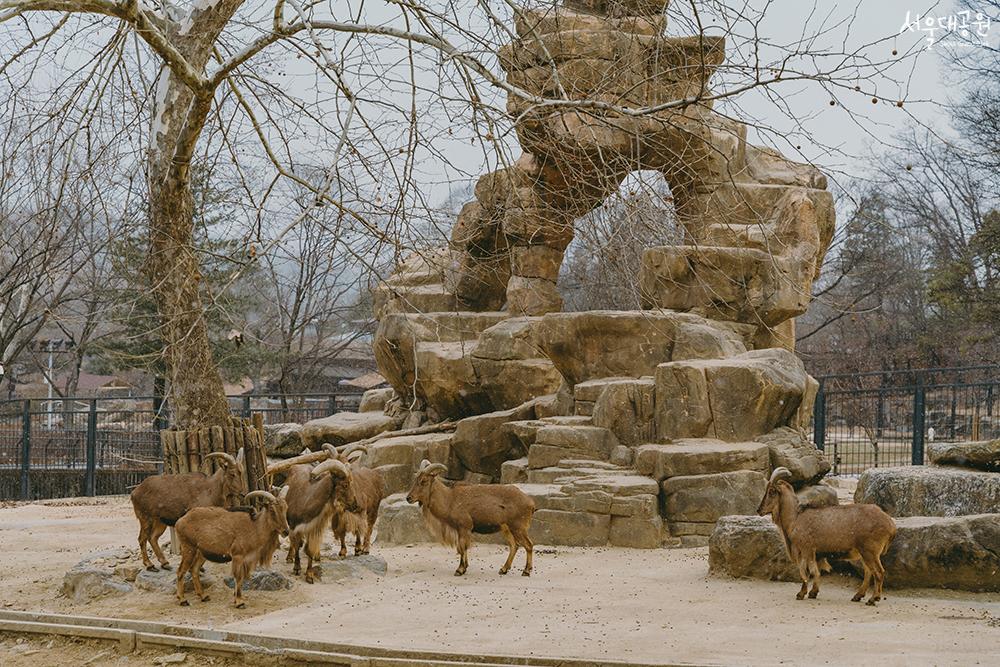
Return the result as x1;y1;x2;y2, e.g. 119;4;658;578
769;482;801;555
421;478;459;547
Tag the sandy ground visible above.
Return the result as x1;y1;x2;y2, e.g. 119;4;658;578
1;495;998;667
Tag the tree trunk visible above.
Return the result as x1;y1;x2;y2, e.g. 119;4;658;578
148;172;231;428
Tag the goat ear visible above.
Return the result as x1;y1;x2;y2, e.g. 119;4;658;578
236;448;245;466
279;485;289;500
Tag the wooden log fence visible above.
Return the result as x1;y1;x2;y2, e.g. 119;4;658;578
159;415;270;493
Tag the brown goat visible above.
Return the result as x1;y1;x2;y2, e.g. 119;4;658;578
174;487;290;608
130;449;245;571
406;459;535;576
758;467;897;605
323;443;385;558
278;457;357;583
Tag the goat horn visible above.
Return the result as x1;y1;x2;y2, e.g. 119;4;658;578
340;443;368;460
278;484;289;500
423;462;448;476
769;467;793;483
321;443;338;458
245;490;277;504
312;458;351;480
204;452;237;467
236;447;245;466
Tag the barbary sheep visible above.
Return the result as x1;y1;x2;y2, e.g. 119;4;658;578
174;487;290;608
324;443;385;558
406;459;535;576
278;456;357;583
757;467;897;605
130;449;245;571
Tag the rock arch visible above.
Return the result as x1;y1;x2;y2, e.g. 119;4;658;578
373;0;835;419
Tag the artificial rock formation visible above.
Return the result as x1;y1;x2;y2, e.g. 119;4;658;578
369;0;835;548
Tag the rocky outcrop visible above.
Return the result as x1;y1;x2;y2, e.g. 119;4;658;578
855;466;1000;517
927;440;1000;472
366;0;838;549
300;412;402;449
709;513;1000;592
655;349;810;441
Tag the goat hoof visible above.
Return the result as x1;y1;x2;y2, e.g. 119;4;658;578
160;563;172;570
808;591;818;599
235;602;246;609
499;568;509;575
851;595;863;602
179;600;190;607
522;570;531;577
146;565;159;572
454;570;465;577
795;593;806;600
866;598;879;607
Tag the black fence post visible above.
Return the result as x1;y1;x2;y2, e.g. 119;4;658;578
912;386;926;466
20;400;31;500
328;394;337;416
813;383;826;451
85;399;98;496
242;395;251;418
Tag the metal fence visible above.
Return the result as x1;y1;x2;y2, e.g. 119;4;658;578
813;366;1000;475
0;391;364;501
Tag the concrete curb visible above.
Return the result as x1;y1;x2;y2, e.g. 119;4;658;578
0;610;711;667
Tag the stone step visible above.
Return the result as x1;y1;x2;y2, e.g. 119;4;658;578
634;440;770;481
525;424;620;470
499;456;528;484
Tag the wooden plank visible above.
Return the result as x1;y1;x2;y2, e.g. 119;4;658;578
159;431;174;474
198;428;212;473
174;431;189;474
187;429;200;474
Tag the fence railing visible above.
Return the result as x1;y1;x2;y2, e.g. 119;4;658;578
812;374;1000;475
0;391;364;501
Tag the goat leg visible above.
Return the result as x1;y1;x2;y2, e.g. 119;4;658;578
149;521;171;570
191;553;210;602
499;526;517;575
232;557;246;608
137;518;156;571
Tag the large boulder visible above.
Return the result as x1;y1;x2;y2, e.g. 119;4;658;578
709;513;1000;592
655;348;809;441
358;387;395;413
374;494;434;545
708;515;798;581
301;412;402;449
927;440;1000;472
535;310;747;387
263;422;305;458
451;401;537;478
635;440;769;480
661;470;767;526
471;317;563;410
883;514;1000;591
756;427;830;484
590;377;656;447
855;466;1000;517
62;549;135;601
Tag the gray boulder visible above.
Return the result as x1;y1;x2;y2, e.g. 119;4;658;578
62;549;135;601
927;439;1000;471
757;427;830;484
264;422;305;458
709;513;1000;592
451;401;536;478
301;411;402;449
224;569;291;591
373;494;434;545
358;387;395;413
855;466;1000;517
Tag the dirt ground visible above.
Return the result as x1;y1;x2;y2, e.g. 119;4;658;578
1;495;998;667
